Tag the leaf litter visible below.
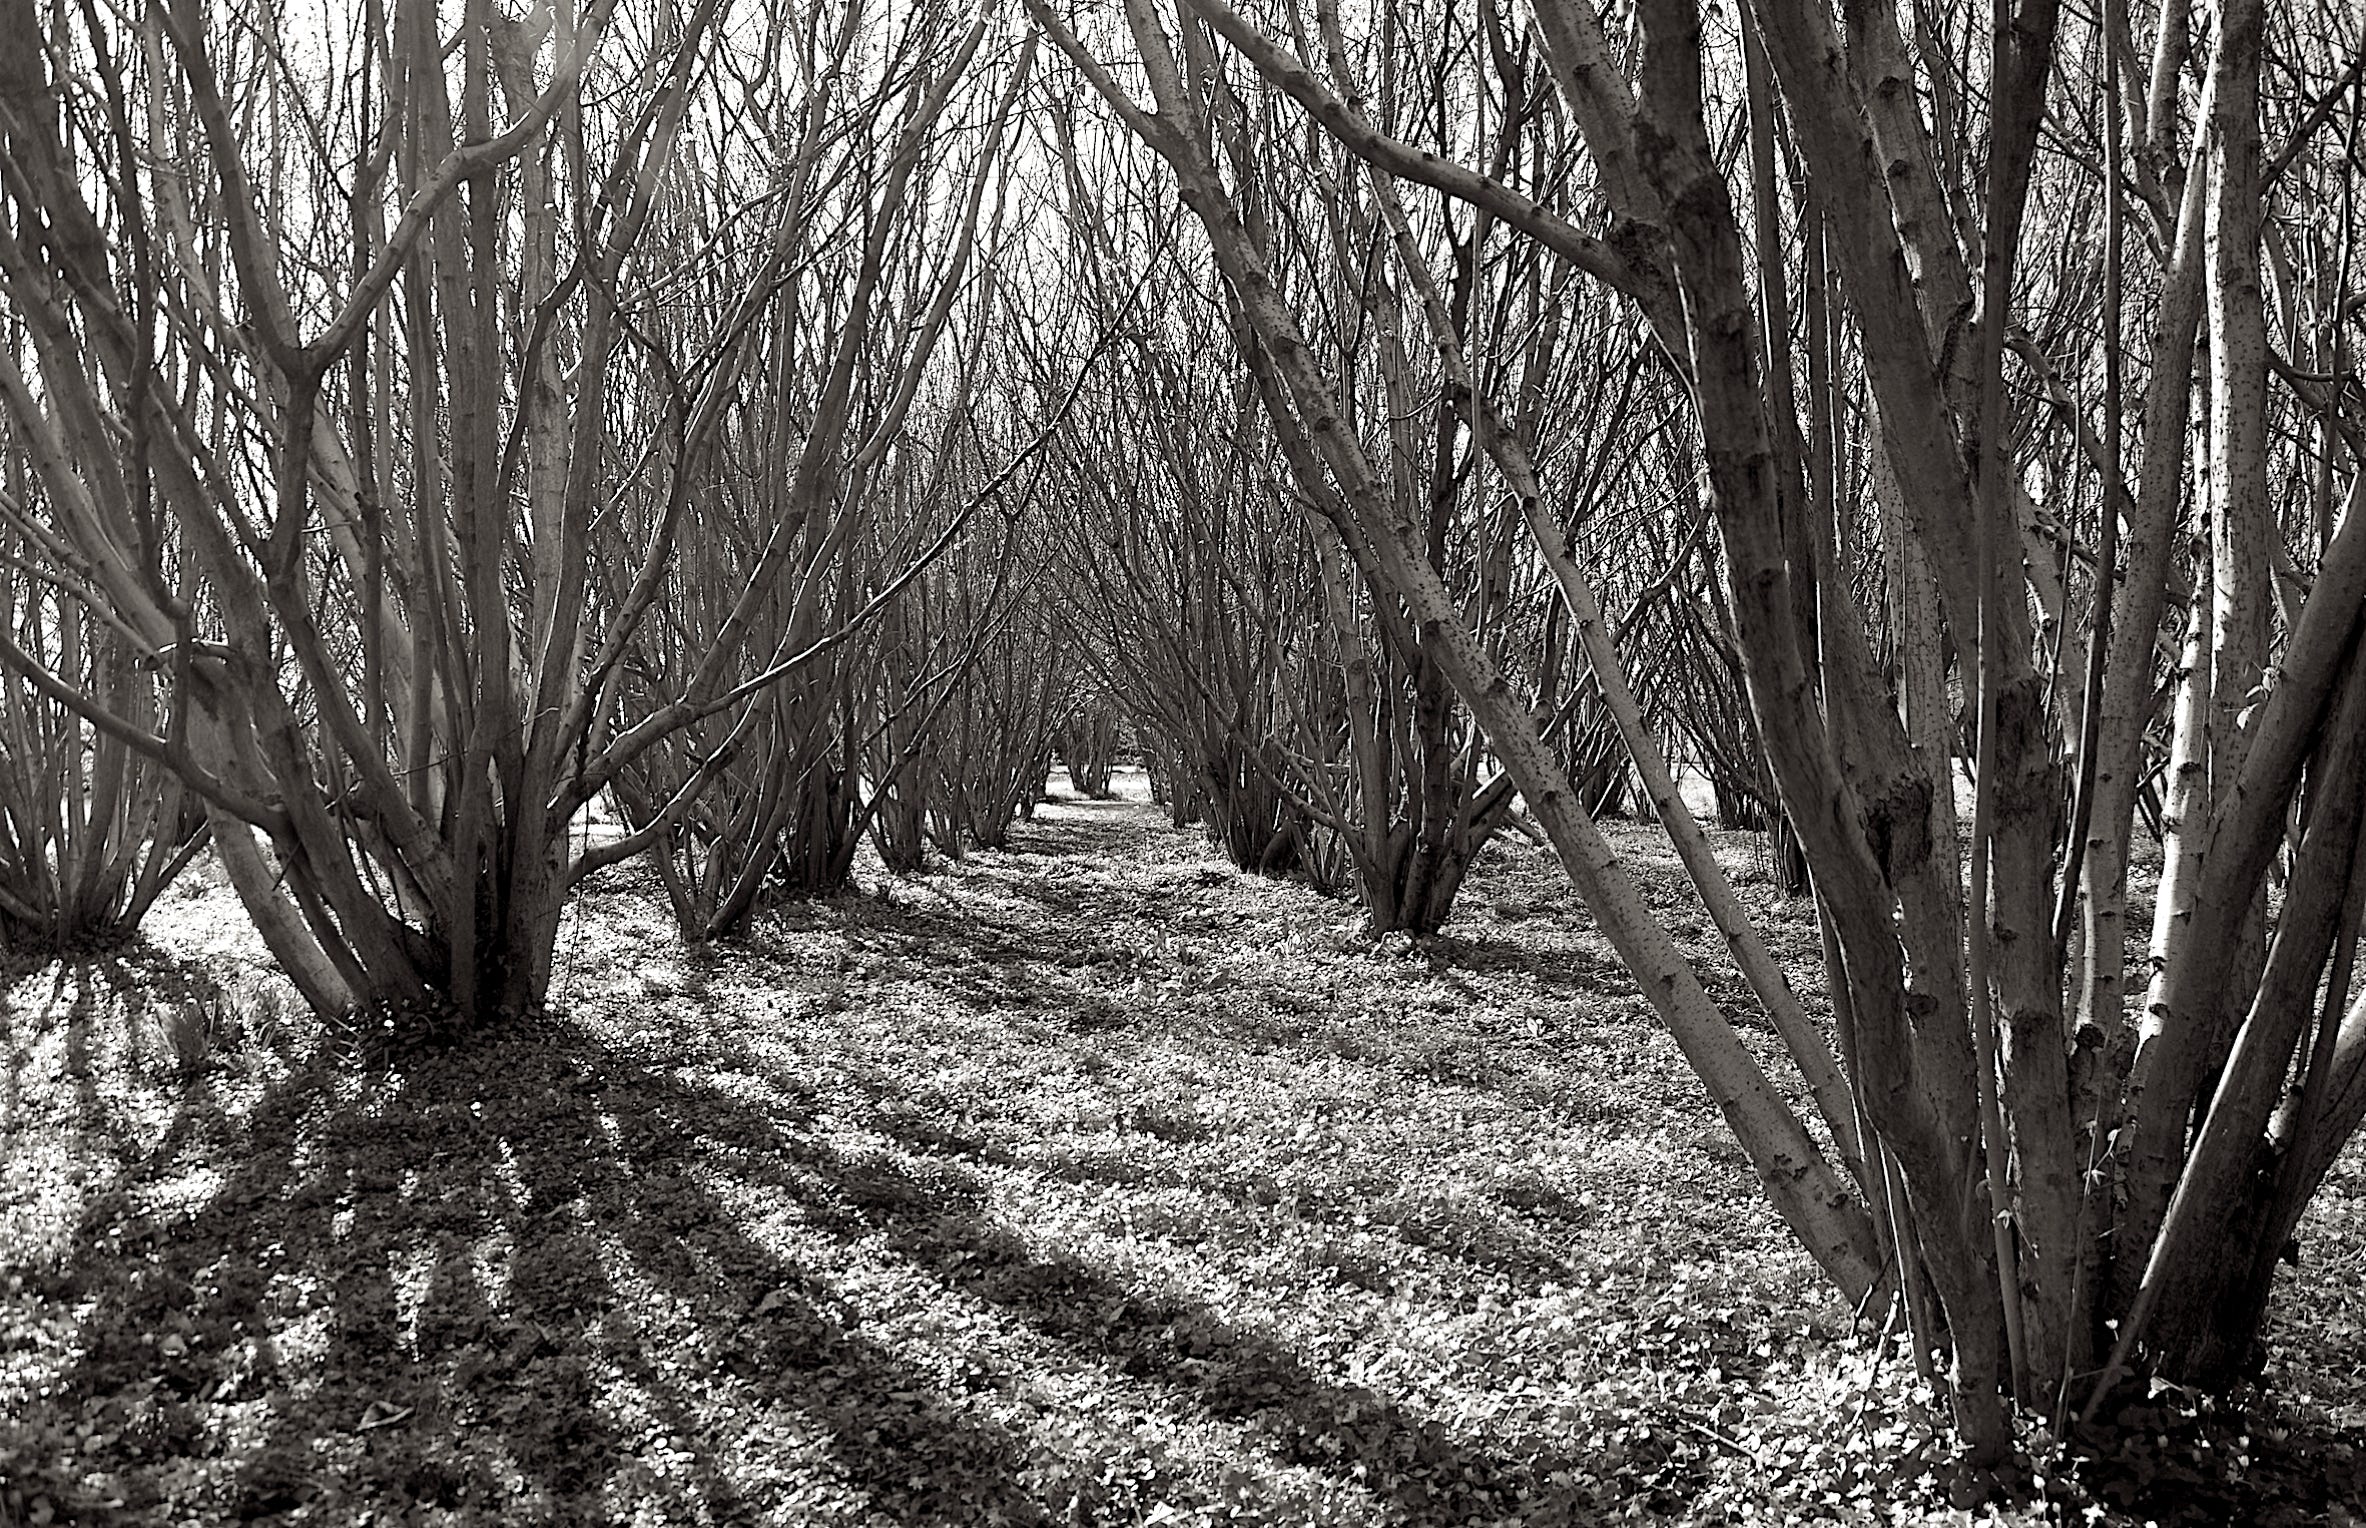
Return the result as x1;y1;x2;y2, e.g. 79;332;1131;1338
2;770;2361;1527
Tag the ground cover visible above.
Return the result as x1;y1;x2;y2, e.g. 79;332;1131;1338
3;772;2362;1526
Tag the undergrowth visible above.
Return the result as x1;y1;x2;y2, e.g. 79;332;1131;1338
3;774;2361;1526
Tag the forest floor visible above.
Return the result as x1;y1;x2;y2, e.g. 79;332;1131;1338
4;769;2364;1528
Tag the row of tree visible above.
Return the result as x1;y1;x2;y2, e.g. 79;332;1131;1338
1023;0;2365;1471
0;0;1107;974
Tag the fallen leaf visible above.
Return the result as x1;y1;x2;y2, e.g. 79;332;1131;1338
357;1402;414;1431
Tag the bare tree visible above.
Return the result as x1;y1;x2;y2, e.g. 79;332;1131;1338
1033;0;2366;1472
601;30;1043;935
0;477;205;949
0;0;1036;1020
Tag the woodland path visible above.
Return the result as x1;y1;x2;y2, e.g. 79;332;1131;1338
3;774;2363;1526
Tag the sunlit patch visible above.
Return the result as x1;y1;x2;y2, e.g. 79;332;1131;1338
129;1165;229;1223
0;1139;92;1269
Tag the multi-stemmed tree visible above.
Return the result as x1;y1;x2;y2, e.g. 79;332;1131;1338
7;0;2363;1482
1031;0;2366;1471
600;31;1047;935
0;0;1039;1012
0;505;206;949
1047;110;1556;932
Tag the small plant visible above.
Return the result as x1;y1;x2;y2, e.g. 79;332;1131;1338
1130;1103;1212;1145
246;980;292;1044
158;997;218;1080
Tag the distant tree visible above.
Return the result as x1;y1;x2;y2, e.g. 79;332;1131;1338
1041;196;1334;883
601;43;1047;935
0;510;206;950
1045;111;1540;931
923;508;1073;855
1060;698;1123;800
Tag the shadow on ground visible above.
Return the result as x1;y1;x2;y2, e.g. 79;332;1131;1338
6;791;2362;1528
1;971;1616;1525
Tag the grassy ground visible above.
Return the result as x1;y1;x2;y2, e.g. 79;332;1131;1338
3;771;2363;1527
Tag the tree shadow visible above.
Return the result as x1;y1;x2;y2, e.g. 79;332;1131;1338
4;981;1639;1525
583;1033;1622;1523
1409;928;1629;998
4;1009;1060;1524
11;926;2358;1526
752;889;1190;1036
994;792;1192;862
3;949;287;1171
1010;1134;1584;1295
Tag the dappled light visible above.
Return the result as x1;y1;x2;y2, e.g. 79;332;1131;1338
7;786;2366;1523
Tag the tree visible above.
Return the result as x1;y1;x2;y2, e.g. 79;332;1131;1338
0;499;206;949
1031;0;2366;1472
1046;96;1551;932
601;38;1046;933
0;0;1037;1016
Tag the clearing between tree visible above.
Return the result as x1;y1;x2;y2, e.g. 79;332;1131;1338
4;773;2362;1526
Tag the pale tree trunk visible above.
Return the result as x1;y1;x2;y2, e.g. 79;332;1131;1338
2107;0;2276;1352
2071;119;2210;1128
